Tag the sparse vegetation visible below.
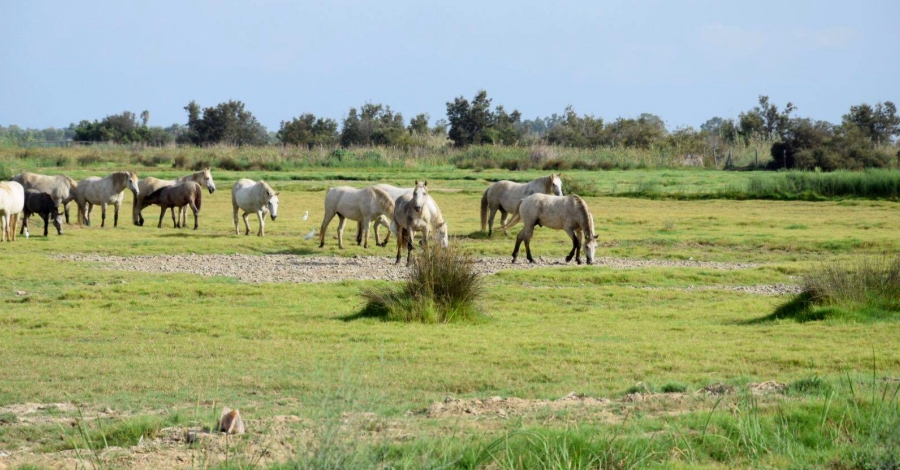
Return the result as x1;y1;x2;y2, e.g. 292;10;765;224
361;244;484;323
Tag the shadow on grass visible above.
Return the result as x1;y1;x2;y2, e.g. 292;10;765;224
340;302;388;322
747;291;898;324
745;291;823;324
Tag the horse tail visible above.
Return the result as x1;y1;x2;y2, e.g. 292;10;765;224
480;188;489;232
9;213;16;241
501;199;524;231
76;196;84;226
194;184;202;211
370;186;395;216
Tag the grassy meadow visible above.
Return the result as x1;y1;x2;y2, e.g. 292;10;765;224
0;155;899;468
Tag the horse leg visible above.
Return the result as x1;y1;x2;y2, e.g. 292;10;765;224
257;210;265;236
564;227;581;263
232;204;240;234
395;228;404;265
1;214;7;242
191;202;199;230
100;203;107;228
171;206;178;228
19;211;27;235
158;206;166;228
113;202;121;228
318;210;336;247
355;221;363;246
499;209;509;235
85;203;93;226
487;207;498;238
242;212;251;235
336;215;346;249
405;228;414;266
41;213;50;237
362;217;371;249
64;201;71;225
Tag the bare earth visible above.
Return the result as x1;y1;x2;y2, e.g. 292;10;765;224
53;253;799;295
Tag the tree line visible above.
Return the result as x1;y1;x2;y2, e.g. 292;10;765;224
2;91;897;170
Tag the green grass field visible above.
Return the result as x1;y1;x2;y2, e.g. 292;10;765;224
1;163;899;468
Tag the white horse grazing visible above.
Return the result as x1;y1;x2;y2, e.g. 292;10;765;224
318;186;395;249
390;181;449;265
0;181;25;242
134;168;216;226
502;194;598;265
232;179;279;236
480;174;563;237
76;171;140;227
11;172;78;224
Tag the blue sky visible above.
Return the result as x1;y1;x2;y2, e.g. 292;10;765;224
1;0;898;132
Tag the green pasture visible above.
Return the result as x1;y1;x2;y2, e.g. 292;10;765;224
1;164;899;468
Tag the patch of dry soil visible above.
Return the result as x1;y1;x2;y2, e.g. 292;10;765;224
54;254;794;294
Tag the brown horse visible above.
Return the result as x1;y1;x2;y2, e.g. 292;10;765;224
142;182;203;229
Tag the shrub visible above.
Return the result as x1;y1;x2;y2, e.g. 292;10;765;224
0;162;10;181
77;153;103;167
360;244;484;323
560;175;600;197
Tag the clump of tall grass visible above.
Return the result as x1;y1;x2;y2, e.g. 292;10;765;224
360;244;484;323
767;254;900;322
560;174;601;197
746;170;900;200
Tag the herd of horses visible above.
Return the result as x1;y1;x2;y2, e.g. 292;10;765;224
0;170;598;265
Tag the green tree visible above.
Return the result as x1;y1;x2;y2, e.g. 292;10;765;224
278;113;339;148
842;101;900;145
445;90;521;147
179;100;266;146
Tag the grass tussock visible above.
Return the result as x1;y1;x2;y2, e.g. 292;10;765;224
765;255;900;322
360;244;484;323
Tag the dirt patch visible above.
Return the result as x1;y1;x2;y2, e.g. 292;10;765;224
55;254;763;285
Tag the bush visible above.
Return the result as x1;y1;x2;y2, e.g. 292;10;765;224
560;175;600;197
0;162;11;180
360;244;484;323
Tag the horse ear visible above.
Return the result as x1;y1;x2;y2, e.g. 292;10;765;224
275;191;280;196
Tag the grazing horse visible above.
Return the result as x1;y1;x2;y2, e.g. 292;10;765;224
143;182;203;230
503;194;598;265
12;172;78;224
76;171;140;227
0;181;25;242
480;174;563;237
232;179;279;237
390;181;449;265
318;186;395;249
22;190;63;237
134;168;216;226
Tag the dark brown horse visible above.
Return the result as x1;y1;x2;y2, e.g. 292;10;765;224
22;190;63;237
142;182;203;229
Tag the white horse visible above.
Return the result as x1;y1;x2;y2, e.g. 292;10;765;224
364;183;441;247
232;179;279;236
318;186;395;249
480;174;563;237
134;168;216;226
0;181;25;242
11;172;78;224
390;181;449;265
503;194;598;265
76;171;140;227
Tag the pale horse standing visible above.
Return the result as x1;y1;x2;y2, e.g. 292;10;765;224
232;179;279;236
318;186;395;249
76;171;140;227
11;172;78;224
390;181;449;265
0;181;25;242
502;194;598;265
480;173;563;237
134;168;216;226
363;183;441;247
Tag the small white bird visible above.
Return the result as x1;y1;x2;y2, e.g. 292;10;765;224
302;211;309;221
304;229;317;240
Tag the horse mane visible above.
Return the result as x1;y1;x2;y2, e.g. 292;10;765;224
369;186;395;216
570;195;594;236
259;181;276;198
63;175;78;189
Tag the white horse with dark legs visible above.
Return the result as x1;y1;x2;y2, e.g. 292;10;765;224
134;168;216;226
12;172;78;224
390;181;449;265
362;183;448;247
232;179;279;236
503;194;598;265
480;174;563;237
76;172;140;227
0;181;25;242
318;186;395;249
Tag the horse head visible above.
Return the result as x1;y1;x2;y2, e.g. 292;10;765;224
584;234;598;265
202;168;217;194
550;173;563;196
267;191;280;220
412;180;428;212
127;172;140;196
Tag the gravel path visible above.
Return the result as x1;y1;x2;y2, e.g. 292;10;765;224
54;254;797;295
